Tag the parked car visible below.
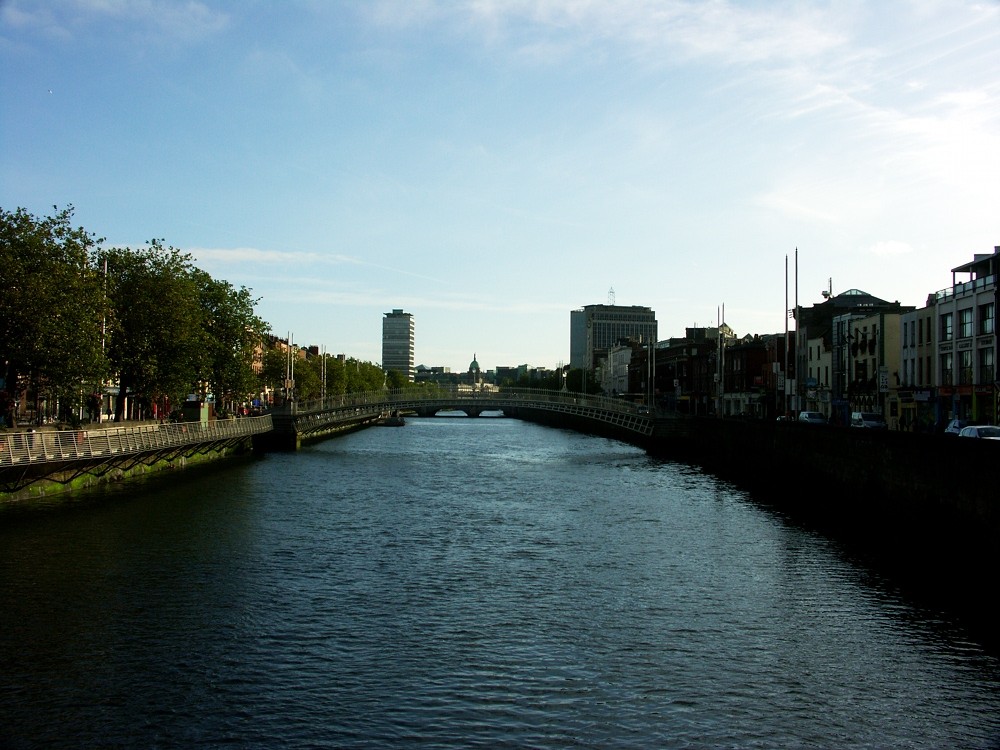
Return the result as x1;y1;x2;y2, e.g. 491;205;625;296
943;419;968;435
850;411;887;429
797;411;826;425
957;425;1000;440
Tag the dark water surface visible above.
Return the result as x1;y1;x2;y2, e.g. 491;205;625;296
2;416;998;748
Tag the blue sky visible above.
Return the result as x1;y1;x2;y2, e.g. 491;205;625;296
3;1;999;373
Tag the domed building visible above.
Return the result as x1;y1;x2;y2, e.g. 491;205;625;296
468;353;482;386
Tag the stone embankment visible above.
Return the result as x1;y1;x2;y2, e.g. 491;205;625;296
643;416;996;639
647;417;996;533
0;416;272;503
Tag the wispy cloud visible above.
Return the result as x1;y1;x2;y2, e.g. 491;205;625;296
366;0;851;67
2;0;229;44
187;246;447;285
191;247;327;265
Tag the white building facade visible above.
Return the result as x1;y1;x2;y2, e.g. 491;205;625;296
932;247;997;425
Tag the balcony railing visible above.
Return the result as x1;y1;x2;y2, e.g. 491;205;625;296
933;273;996;301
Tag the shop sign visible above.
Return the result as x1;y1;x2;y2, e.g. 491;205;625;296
878;366;889;393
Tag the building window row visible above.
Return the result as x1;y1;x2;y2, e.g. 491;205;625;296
941;303;994;343
941;313;953;342
979;302;995;335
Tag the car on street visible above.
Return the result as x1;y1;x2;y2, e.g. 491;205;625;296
850;411;887;429
943;419;968;435
957;425;1000;440
797;411;827;425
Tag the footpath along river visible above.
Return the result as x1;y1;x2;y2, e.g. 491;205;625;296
1;414;998;748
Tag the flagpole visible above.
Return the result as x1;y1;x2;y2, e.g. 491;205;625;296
784;254;789;418
795;247;799;416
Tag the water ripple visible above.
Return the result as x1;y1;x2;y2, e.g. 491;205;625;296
1;419;998;749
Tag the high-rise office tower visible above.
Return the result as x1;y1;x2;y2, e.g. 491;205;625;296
570;304;657;370
382;309;415;382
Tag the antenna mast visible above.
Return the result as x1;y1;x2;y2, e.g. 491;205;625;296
608;287;616;306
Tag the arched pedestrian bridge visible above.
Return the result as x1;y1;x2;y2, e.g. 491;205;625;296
265;386;659;449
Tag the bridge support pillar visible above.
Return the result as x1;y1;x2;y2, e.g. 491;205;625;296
253;427;300;452
261;412;302;451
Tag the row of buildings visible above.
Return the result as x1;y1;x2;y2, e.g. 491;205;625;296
380;246;998;429
575;246;997;429
794;247;997;430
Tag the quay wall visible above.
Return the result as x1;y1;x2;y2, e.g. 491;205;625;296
647;419;997;533
504;406;652;447
643;417;997;639
0;438;256;505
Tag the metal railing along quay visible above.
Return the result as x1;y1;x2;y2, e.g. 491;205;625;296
0;415;273;467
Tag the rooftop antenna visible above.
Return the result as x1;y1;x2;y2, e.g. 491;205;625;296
608;286;616;305
821;277;833;299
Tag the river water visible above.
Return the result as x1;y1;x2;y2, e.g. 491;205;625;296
1;415;998;748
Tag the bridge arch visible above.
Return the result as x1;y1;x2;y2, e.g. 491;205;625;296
270;386;657;449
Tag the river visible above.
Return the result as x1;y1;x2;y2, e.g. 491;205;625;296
1;414;998;748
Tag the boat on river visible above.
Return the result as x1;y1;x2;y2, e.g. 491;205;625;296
378;410;405;427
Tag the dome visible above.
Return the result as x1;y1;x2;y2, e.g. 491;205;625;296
469;353;480;372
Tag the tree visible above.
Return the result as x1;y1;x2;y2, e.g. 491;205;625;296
564;368;597;393
292;352;322;401
193;270;268;412
260;346;289;401
345;358;386;392
95;240;203;421
324;354;347;396
0;206;107;425
385;369;408;389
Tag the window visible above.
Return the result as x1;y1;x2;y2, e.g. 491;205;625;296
941;313;953;342
959;308;973;338
918;318;923;345
960;350;974;385
917;356;923;385
979;302;995;335
940;353;953;385
979;348;994;384
926;316;933;344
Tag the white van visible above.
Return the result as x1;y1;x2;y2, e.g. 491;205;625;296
850;411;887;429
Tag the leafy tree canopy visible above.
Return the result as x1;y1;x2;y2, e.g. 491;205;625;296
0;206;107;422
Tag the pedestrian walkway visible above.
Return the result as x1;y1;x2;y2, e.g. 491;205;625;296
0;416;272;467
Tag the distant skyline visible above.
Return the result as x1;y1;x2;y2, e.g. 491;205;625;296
3;1;999;372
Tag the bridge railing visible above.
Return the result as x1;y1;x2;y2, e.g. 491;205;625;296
0;415;273;467
286;386;645;416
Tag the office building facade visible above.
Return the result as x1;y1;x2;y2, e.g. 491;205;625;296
382;309;415;382
570;304;657;371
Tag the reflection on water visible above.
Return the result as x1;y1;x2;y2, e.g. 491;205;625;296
1;418;998;748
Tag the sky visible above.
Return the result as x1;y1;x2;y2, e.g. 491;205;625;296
3;1;1000;373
